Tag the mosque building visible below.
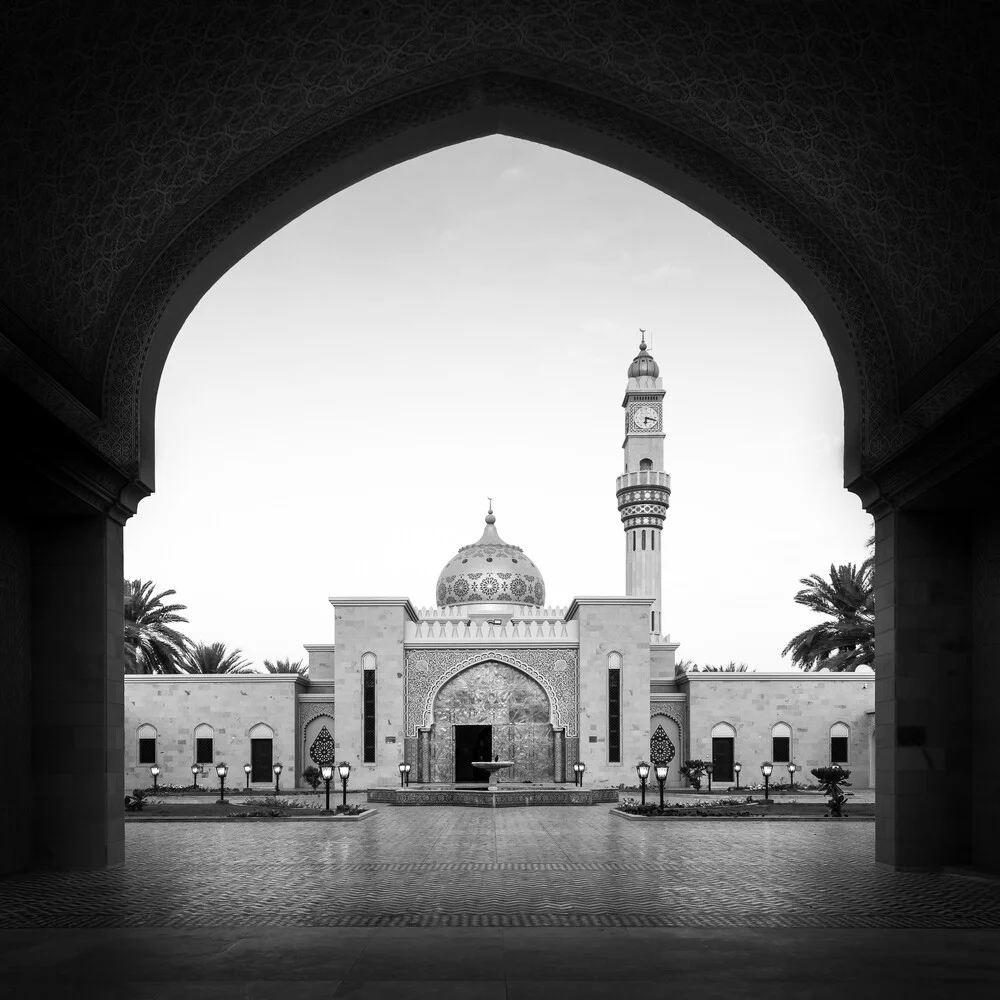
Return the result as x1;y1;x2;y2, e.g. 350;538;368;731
125;339;875;791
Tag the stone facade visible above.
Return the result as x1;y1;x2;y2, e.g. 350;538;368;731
121;340;875;794
124;675;302;790
680;672;876;788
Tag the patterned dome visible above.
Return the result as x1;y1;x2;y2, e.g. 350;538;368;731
628;336;659;378
436;509;546;607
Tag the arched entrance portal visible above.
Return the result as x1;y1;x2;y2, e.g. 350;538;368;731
430;661;553;784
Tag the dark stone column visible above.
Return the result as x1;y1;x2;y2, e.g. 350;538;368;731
418;727;431;783
552;727;566;782
874;510;973;871
31;514;125;870
0;508;32;875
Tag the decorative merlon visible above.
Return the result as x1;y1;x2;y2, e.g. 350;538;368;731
405;618;578;644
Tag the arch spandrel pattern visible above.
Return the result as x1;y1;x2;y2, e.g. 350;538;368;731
650;701;685;758
405;647;577;738
2;7;995;505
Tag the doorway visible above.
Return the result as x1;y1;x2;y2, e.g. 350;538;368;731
454;724;492;782
251;738;273;783
712;737;735;784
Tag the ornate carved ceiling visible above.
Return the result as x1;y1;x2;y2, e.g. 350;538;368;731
1;3;996;508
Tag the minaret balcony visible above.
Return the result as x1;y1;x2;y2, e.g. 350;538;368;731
616;470;671;493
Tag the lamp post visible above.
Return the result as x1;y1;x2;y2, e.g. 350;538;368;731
398;762;407;788
734;762;742;790
190;763;200;791
320;764;334;813
787;762;798;789
403;763;411;787
273;762;282;794
149;764;160;792
636;761;650;806
215;762;228;804
654;763;669;810
338;761;351;809
573;761;585;787
244;763;251;790
705;761;714;794
761;761;773;802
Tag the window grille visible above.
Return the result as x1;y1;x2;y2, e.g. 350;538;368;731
138;737;156;764
196;738;214;764
608;655;622;763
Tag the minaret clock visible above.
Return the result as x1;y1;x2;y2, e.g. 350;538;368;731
616;333;671;634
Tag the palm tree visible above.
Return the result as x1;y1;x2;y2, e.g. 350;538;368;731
182;641;253;674
262;657;308;676
782;563;874;671
676;659;751;673
124;579;192;674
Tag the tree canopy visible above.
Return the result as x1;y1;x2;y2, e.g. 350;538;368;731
782;562;874;671
124;579;191;673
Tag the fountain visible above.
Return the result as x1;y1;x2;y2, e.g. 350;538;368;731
472;760;514;789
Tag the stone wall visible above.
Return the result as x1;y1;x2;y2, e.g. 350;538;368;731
332;600;411;787
572;598;652;785
680;672;876;788
124;675;301;789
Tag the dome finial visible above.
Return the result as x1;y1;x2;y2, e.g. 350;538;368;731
639;327;647;351
485;498;495;524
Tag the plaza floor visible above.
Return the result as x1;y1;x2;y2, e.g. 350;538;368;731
1;804;998;998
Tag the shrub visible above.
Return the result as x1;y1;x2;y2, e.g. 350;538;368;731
302;765;322;791
811;765;853;817
125;789;146;812
679;759;709;790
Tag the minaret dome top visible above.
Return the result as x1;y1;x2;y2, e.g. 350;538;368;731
628;333;660;378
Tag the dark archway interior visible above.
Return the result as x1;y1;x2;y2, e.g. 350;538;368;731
2;4;999;879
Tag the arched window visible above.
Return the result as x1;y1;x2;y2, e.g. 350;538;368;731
771;722;792;763
632;531;636;551
710;722;736;782
607;652;622;763
362;652;377;764
830;722;850;764
248;723;274;782
194;722;214;764
137;724;157;765
641;530;646;550
651;531;655;550
639;458;652;470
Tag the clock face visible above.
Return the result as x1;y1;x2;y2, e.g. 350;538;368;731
631;404;659;430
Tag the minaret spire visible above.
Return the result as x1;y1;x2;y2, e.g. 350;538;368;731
617;332;670;634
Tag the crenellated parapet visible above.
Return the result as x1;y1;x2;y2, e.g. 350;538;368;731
405;617;578;645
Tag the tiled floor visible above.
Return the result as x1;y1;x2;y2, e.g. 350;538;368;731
1;806;998;929
2;807;999;998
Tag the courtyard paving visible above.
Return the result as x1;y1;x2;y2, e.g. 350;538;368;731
1;805;999;997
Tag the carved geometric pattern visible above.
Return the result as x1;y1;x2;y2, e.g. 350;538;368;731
308;726;336;767
5;12;997;508
300;703;334;739
649;725;676;766
650;702;685;760
406;647;577;738
86;65;908;478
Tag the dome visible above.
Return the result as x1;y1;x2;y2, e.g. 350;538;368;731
628;336;660;378
436;509;546;607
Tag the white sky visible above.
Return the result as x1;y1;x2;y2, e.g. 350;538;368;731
124;135;872;671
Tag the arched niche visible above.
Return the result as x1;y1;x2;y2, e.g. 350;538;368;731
429;660;553;784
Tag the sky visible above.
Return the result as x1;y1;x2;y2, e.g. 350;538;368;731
123;135;873;672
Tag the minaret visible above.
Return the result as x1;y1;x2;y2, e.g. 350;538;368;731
616;332;671;634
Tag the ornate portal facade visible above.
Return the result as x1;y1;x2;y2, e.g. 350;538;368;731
124;340;874;790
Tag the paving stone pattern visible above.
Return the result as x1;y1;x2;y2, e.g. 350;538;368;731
2;808;999;930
